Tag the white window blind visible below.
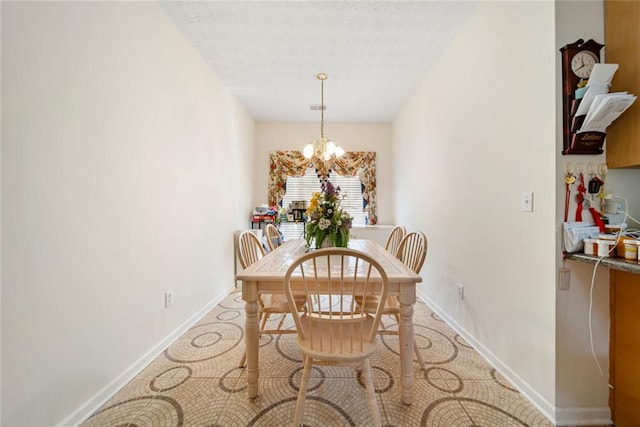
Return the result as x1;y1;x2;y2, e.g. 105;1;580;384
281;169;366;229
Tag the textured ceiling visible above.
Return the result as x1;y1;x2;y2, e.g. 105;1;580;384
160;1;477;122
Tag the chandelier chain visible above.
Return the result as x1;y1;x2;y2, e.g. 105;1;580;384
320;75;324;139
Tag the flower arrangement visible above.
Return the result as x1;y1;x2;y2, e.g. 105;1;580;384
305;179;353;249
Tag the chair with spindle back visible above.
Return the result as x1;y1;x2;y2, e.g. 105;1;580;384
264;223;283;252
357;230;428;369
284;248;389;427
384;225;406;256
236;230;305;367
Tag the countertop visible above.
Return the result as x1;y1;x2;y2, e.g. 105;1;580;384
566;253;640;274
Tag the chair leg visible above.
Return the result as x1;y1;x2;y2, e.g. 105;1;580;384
413;340;426;370
239;352;247;368
259;312;270;332
293;355;313;427
379;318;388;331
276;313;287;330
361;359;382;427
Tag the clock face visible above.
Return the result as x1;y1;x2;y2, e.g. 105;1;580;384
570;50;599;79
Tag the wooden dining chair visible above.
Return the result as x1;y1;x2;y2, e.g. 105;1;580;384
284;248;389;427
384;225;406;257
357;230;428;369
263;223;283;252
396;231;428;274
236;230;306;367
237;230;265;270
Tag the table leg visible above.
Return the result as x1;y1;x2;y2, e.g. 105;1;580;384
398;290;415;405
243;281;260;398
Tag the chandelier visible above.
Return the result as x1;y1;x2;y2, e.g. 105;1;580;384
303;73;345;161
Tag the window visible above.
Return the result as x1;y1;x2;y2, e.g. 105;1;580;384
280;169;366;241
269;151;378;226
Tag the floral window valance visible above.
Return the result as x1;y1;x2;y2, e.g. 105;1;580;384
268;151;378;225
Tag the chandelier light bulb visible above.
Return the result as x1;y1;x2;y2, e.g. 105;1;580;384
335;146;345;157
326;141;336;156
303;143;314;159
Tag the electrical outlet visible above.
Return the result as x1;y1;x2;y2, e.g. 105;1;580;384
457;284;464;300
521;192;533;212
558;268;570;291
165;290;174;308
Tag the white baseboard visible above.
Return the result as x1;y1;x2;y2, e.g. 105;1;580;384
555;407;613;426
417;291;612;427
56;289;233;427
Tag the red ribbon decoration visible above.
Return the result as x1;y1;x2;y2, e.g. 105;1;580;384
589;207;606;232
575;173;586;221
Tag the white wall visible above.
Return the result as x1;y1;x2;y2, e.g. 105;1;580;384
393;0;558;421
1;2;254;425
254;122;393;224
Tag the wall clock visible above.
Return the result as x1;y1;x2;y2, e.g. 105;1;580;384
560;38;605;155
570;50;599;79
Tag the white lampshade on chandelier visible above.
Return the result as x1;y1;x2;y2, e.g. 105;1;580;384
303;73;345;161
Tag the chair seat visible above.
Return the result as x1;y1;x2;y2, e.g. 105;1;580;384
355;295;400;315
261;293;306;313
297;313;379;363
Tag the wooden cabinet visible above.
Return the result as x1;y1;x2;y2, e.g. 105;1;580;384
604;1;640;168
609;270;640;426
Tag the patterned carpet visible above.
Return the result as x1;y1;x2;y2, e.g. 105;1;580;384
80;291;557;426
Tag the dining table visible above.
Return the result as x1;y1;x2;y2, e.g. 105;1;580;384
235;238;423;405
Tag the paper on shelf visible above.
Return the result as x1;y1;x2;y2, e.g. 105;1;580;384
575;80;610;116
578;92;637;133
587;63;619;86
584;91;626;124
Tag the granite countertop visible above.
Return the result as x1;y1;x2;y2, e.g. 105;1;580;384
566;253;640;274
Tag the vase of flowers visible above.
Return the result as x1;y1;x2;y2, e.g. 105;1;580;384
305;179;353;249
